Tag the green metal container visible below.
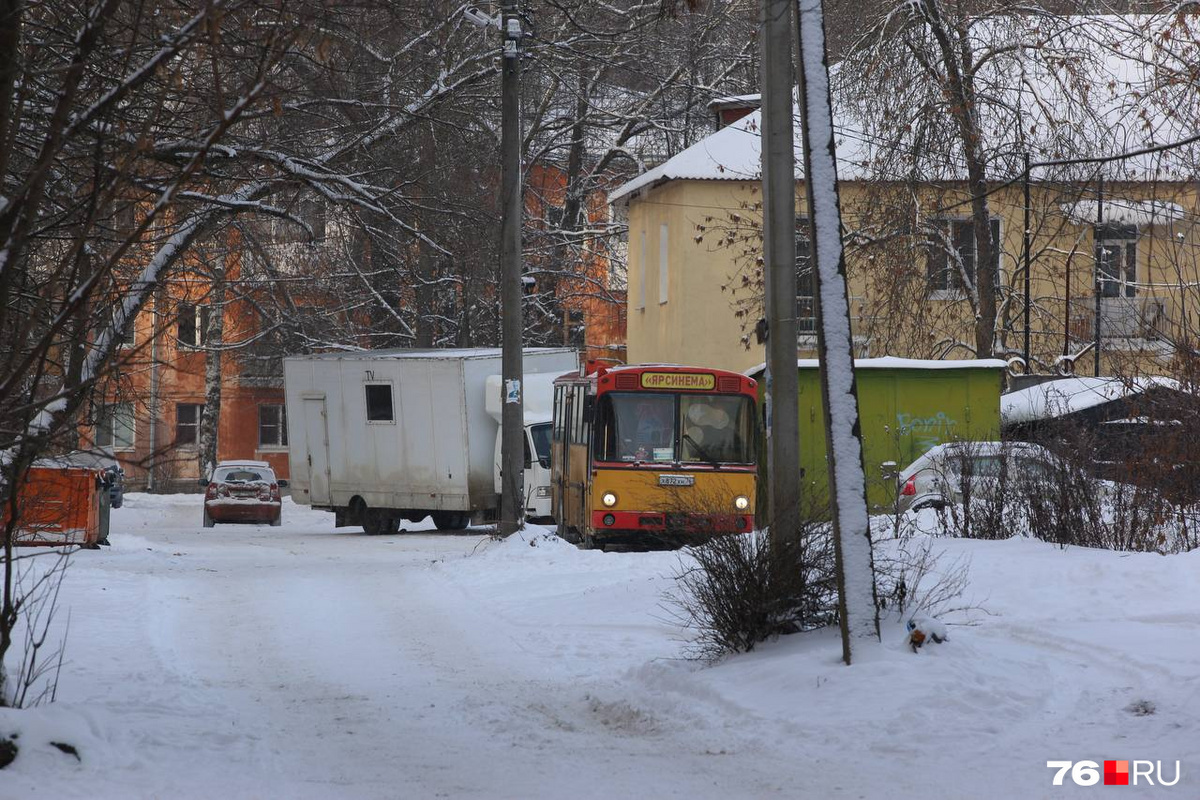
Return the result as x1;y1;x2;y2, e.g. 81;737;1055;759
751;358;1006;515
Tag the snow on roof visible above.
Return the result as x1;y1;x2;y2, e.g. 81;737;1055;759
707;94;762;110
608;109;793;203
1000;376;1179;425
611;15;1200;205
744;357;1008;376
288;347;575;361
1060;199;1185;226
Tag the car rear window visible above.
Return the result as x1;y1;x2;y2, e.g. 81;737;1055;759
214;467;273;483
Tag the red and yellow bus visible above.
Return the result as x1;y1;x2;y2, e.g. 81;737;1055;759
551;364;758;549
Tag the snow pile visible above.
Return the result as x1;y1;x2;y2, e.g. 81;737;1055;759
0;704;112;779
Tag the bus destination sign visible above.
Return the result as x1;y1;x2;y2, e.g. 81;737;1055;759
639;372;716;391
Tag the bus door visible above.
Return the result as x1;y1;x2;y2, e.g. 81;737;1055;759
552;385;567;523
563;385;590;531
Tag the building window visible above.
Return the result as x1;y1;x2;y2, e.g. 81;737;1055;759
927;218;1001;294
111;310;136;348
796;217;815;333
96;403;135;450
1096;224;1138;298
365;384;394;422
175;403;204;446
258;404;288;448
658;223;669;304
563;309;585;348
177;304;210;348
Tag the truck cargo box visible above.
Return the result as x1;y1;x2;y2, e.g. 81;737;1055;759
284;348;577;528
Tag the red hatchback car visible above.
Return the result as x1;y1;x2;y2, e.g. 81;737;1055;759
200;461;287;528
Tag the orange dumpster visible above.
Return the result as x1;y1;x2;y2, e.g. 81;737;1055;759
3;465;102;547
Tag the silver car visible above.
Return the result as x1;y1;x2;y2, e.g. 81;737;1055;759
894;441;1060;512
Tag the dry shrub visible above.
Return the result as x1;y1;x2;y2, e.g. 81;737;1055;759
873;530;973;620
917;433;1197;554
667;525;837;660
666;490;848;660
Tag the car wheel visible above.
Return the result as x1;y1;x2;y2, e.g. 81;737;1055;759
270;515;282;527
203;509;215;528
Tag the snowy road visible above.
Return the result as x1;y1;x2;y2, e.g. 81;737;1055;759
3;493;1199;799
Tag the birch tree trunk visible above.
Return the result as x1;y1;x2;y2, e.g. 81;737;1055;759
198;254;225;479
796;0;879;665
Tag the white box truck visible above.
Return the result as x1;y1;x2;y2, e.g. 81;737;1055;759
283;347;578;533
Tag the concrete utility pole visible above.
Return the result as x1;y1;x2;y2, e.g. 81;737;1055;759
760;0;803;545
1094;175;1104;378
499;0;525;535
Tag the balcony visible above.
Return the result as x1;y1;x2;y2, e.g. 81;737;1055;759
1069;296;1166;341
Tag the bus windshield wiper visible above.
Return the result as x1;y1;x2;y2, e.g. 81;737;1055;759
682;433;721;468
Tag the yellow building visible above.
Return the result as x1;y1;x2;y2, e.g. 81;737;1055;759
611;100;1200;380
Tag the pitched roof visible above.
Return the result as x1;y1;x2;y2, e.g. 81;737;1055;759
611;15;1200;205
1000;376;1180;425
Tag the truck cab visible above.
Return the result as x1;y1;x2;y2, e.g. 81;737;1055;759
492;418;554;521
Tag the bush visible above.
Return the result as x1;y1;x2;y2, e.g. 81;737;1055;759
911;434;1197;554
666;520;837;661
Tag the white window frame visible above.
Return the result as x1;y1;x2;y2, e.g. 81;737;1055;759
177;303;210;349
658;223;669;304
257;404;289;449
364;382;396;424
96;402;136;451
115;311;135;348
175;403;204;447
927;217;1002;301
1095;229;1138;299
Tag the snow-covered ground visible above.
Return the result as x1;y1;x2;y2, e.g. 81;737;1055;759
1;493;1197;798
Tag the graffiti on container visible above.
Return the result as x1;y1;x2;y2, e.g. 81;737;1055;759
896;411;958;452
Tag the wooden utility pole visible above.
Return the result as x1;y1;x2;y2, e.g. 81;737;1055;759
760;0;802;546
499;1;526;535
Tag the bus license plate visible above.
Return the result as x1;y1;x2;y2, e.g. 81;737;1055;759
658;474;694;487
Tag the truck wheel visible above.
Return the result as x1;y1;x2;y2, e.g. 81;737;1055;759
431;512;469;531
362;511;388;535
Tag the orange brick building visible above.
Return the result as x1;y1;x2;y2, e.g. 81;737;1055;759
525;164;627;364
88;165;625;491
87;239;293;491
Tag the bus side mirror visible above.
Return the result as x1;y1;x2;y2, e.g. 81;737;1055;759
583;395;594;418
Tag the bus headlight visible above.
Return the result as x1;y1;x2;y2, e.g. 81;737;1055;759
734;495;750;511
602;491;618;507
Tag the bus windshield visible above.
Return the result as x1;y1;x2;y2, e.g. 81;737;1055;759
594;392;755;465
